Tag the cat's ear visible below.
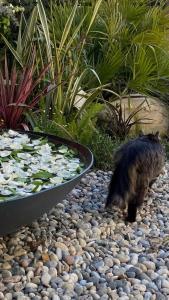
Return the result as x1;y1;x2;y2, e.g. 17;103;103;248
154;131;161;141
139;130;144;137
155;131;159;138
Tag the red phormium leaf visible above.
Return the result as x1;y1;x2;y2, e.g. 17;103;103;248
0;53;51;130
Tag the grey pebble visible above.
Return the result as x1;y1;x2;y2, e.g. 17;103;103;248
126;271;136;278
100;295;109;300
2;270;12;278
144;292;152;300
146;281;159;291
156;293;166;300
74;283;84;295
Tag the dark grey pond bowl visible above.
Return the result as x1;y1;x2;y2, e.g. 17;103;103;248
0;131;93;236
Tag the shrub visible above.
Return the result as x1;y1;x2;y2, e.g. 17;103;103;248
97;99;152;140
90;131;122;170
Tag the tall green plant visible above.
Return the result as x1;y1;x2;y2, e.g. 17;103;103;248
35;0;105;143
2;7;38;67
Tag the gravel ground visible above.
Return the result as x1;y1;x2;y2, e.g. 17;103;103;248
0;163;169;300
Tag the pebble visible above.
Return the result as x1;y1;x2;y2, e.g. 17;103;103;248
144;292;152;300
52;296;60;300
2;262;11;270
2;270;12;278
130;254;138;265
56;248;62;260
143;261;156;271
69;273;78;283
74;283;84;295
4;293;13;300
162;279;169;289
64;255;74;265
14;248;27;257
117;254;130;263
25;282;37;294
55;242;68;252
41;273;51;287
133;284;146;292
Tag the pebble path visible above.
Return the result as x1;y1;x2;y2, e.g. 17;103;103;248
0;164;169;299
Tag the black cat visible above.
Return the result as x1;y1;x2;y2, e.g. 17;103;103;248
105;132;165;222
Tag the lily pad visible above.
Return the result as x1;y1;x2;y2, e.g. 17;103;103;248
32;171;52;180
0;130;85;201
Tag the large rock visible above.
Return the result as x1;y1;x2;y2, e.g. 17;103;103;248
99;94;169;136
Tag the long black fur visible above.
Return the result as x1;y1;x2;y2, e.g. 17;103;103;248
105;132;165;222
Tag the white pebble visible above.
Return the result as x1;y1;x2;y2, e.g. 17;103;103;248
41;273;51;287
162;279;169;289
133;284;146;292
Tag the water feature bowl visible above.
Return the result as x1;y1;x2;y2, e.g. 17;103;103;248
0;131;93;236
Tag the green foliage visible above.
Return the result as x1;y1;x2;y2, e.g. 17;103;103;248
33;0;105;144
8;0;46;17
27;0;169;98
2;7;38;67
55;102;103;145
0;2;24;48
90;131;122;170
9;0;77;16
27;102;103;146
84;0;169;96
162;139;169;160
